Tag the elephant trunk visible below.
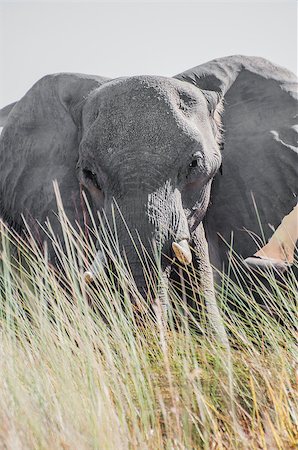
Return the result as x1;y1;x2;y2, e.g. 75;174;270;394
84;183;192;302
192;222;229;348
110;201;162;296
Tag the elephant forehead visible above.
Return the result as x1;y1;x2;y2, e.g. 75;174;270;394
91;75;208;118
84;76;209;157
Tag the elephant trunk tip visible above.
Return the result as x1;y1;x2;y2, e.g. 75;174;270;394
172;239;192;265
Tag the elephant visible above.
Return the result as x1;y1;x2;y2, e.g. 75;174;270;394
0;55;297;335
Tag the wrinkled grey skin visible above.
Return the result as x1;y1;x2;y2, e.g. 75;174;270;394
0;55;297;314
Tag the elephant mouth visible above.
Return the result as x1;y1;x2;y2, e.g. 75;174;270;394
83;238;192;285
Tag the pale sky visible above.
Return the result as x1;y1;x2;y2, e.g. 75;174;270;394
0;1;297;106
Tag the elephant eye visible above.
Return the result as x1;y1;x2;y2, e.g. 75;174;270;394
189;159;199;168
189;152;203;169
83;168;101;190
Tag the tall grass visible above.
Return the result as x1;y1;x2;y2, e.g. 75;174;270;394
0;212;297;449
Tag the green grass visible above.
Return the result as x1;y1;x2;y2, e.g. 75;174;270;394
0;213;297;450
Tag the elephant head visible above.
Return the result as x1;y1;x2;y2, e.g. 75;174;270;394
77;76;223;289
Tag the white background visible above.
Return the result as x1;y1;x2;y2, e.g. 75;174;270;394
0;1;297;106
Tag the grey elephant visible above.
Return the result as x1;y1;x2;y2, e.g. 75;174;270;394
0;55;297;332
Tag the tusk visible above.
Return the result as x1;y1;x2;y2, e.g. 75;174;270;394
83;270;95;284
83;249;106;284
172;239;192;265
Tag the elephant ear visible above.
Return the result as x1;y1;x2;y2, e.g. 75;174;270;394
174;55;298;263
0;73;109;239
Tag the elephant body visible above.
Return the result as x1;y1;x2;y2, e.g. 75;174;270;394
0;55;297;295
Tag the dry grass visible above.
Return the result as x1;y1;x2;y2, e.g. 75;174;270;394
0;210;297;450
